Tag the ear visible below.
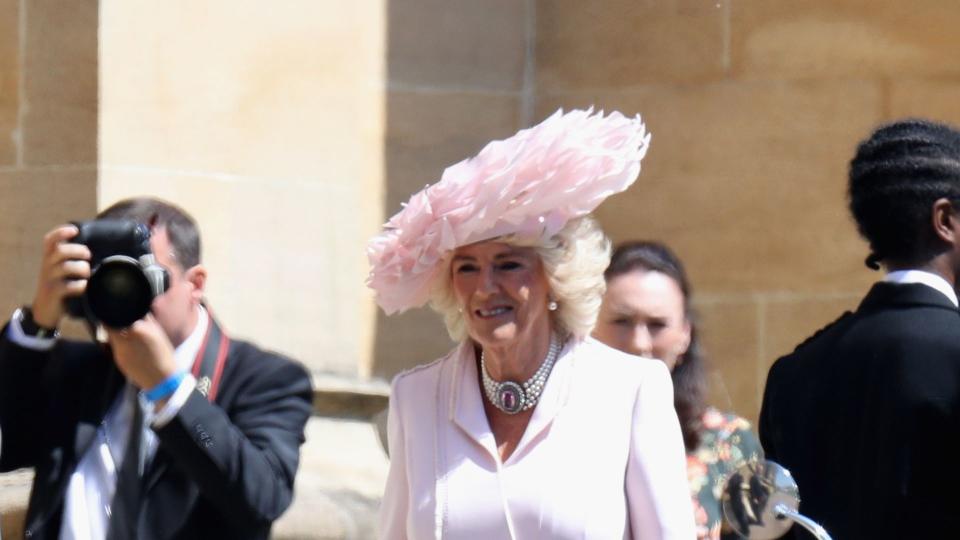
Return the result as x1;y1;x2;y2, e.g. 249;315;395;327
932;198;960;244
183;265;208;303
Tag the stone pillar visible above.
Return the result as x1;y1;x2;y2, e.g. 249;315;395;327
98;0;386;378
0;0;98;330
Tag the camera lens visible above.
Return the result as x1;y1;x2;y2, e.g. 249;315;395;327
86;256;154;328
100;268;140;296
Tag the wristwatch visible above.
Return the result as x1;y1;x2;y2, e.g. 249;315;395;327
17;306;60;340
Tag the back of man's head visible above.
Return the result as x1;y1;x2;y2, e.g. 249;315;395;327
97;197;201;270
849;119;960;270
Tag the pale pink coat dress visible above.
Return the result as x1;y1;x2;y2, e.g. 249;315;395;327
378;337;696;539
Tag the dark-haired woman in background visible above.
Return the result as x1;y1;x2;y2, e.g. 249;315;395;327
593;241;761;540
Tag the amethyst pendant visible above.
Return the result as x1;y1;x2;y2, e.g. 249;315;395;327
497;381;526;414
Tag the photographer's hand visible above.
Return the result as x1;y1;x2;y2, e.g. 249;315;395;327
31;225;91;328
106;314;178;398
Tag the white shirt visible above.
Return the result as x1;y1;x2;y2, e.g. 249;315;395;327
3;306;206;540
379;338;696;540
884;270;959;307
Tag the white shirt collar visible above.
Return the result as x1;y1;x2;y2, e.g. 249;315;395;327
174;305;209;372
884;270;959;307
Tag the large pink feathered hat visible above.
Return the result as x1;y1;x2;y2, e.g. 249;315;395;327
367;108;651;315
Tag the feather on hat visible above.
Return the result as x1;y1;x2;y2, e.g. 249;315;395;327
367;108;651;314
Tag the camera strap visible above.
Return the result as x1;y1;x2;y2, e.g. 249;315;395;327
190;316;230;402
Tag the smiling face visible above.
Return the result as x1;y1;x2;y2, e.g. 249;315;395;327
450;241;553;351
593;268;691;371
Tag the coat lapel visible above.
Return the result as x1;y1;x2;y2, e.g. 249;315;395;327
448;338;576;466
450;343;499;462
504;339;574;466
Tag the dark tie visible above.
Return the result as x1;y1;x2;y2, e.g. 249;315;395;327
107;391;143;540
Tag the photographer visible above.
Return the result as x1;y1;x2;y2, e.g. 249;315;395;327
0;197;313;540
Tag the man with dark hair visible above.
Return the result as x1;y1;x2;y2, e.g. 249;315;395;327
760;119;960;539
0;197;313;539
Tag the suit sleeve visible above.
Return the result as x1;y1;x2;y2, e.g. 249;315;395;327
152;352;313;529
378;375;410;540
0;322;104;472
0;323;54;470
626;362;697;540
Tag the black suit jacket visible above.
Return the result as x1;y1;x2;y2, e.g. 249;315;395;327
0;325;313;540
759;283;960;539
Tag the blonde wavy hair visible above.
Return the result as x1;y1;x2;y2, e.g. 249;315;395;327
430;216;611;342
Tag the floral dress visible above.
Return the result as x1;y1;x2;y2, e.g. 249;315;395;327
686;408;763;540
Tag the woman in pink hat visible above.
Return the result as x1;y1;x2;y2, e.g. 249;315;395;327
369;109;696;539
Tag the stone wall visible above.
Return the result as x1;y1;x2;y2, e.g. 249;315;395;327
98;0;386;377
0;0;98;338
3;0;389;376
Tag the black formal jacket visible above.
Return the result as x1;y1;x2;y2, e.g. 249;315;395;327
760;282;960;539
0;323;313;540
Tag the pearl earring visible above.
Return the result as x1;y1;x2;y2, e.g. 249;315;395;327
548;300;558;311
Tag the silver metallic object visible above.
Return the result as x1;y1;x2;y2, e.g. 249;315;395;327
722;460;832;540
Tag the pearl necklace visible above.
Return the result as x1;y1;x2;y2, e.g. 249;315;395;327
480;334;560;415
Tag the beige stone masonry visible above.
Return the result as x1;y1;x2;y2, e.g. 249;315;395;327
696;298;760;423
373;306;453;380
888;79;960;125
99;0;386;377
388;0;528;91
0;170;97;326
538;80;881;294
22;0;97;166
0;0;17;166
732;1;960;80
536;0;729;90
763;294;863;371
385;91;521;212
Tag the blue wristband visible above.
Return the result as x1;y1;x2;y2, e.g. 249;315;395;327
144;371;186;402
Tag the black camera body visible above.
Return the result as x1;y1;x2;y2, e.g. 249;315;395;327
64;219;170;328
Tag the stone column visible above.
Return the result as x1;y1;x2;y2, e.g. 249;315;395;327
99;0;386;378
0;0;98;330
